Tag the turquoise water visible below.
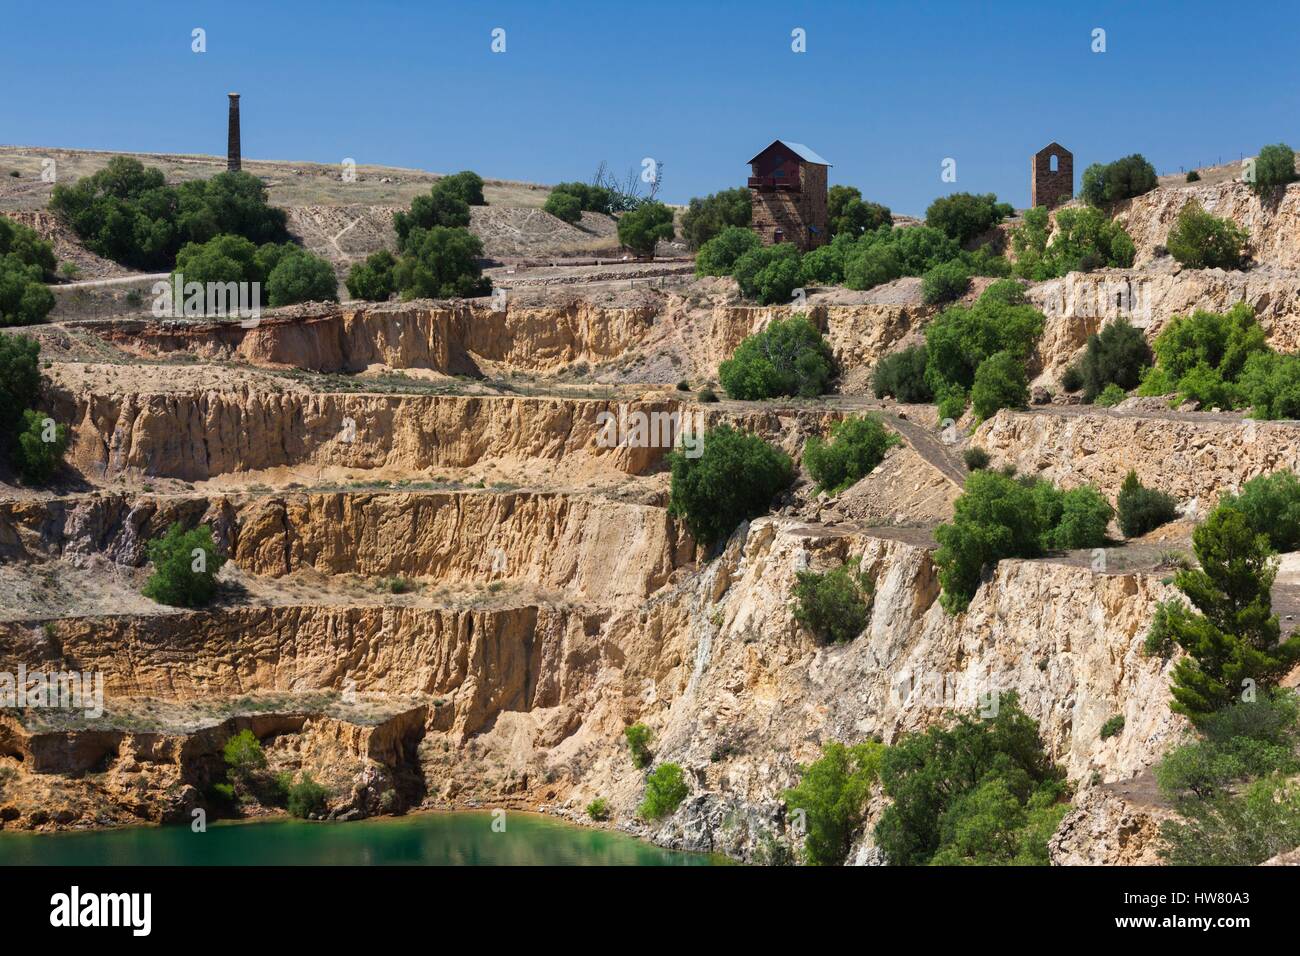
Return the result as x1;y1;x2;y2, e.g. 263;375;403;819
0;811;722;866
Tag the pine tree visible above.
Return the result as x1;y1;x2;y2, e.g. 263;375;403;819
1166;507;1300;723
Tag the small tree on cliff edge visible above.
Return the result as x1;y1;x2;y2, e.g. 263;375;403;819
1163;507;1300;723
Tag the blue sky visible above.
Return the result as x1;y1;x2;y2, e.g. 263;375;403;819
3;0;1297;216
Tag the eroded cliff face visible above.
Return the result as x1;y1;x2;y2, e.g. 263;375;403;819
974;409;1300;506
0;490;694;604
90;300;660;375
1028;266;1300;383
1118;180;1300;269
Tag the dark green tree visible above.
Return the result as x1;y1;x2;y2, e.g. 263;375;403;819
1080;154;1158;206
393;226;490;299
616;201;675;257
790;560;875;644
718;314;834;399
667;425;793;548
1167;201;1248;270
142;522;228;608
783;741;883;865
924;192;1013;246
345;249;397;301
803;415;899;493
680;188;751;249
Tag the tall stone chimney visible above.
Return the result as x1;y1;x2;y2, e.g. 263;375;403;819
227;93;241;172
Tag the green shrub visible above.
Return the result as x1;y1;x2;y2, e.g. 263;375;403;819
1153;302;1265;384
1080;154;1158;206
639;763;689;821
842;241;903;291
718;314;834;399
1161;777;1300;866
790;559;875;644
586;797;611;821
676;379;690;391
547;181;617;217
1237;351;1300;420
732;242;802;304
1076;319;1152;402
827;185;890;239
141;522;228;608
0;213;55;278
875;694;1067;866
287;774;331;818
1011;205;1135;280
13;409;69;484
798;235;856;285
921;259;970;305
345;249;397;301
223;730;266;781
697;387;719;403
1117;470;1178;538
543;191;582;224
0;334;41;447
624;723;653;769
0;218;57;326
209;782;236;803
617;201;675;257
694;226;760;277
1100;715;1125;740
803;415;899;493
667;426;793;547
924;283;1044;404
924;192;1013;245
783;741;883;865
1167;201;1248;270
1219;470;1300;551
172;233;260;286
265;248;338;306
680;188;751;249
1060;364;1083;393
935;384;968;422
1156;696;1299;801
393;226;490;299
963;447;990;470
871;346;933;403
1250;143;1298;196
50;158;289;269
1040;486;1114;550
1094;383;1125;406
1165;507;1300;724
1186;170;1201;183
970;351;1028;420
393;181;471;248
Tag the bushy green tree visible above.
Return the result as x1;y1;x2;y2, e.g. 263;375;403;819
141;522;228;608
1250;143;1298;196
842;241;903;290
1160;777;1300;866
1070;319;1152;403
265;247;338;306
0;216;57;279
797;233;857;285
393;181;471;248
921;259;970;305
547;181;617;216
13;409;68;484
172;233;260;286
639;763;689;820
51;158;288;269
1116;470;1178;538
718;314;834;399
392;226;490;299
694;226;760;277
287;774;331;818
732;242;802;304
1167;201;1248;269
223;729;266;783
970;350;1028;420
803;415;899;493
624;723;653;769
1143;302;1268;408
1237;351;1300;420
345;249;397;301
827;186;891;238
875;694;1067;866
1156;695;1299;802
790;559;875;644
1164;507;1300;724
617;201;675;257
0;334;41;445
667;425;794;548
0;255;54;327
1011;205;1135;280
680;188;751;249
783;741;884;865
436;170;486;206
1080;154;1158;206
1219;470;1300;552
543;190;582;224
871;345;933;403
1039;485;1114;550
924;192;1013;245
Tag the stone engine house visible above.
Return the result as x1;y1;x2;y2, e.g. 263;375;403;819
1031;142;1073;208
747;140;830;251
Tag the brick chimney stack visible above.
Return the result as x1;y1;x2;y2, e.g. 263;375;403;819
227;93;241;172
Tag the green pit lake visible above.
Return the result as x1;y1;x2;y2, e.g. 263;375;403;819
0;811;723;866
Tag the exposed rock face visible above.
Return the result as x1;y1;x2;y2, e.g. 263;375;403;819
1028;266;1300;383
1048;785;1173;866
1118;180;1300;269
0;491;695;604
90;301;660;375
975;409;1300;506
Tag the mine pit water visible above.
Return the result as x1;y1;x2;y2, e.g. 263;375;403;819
0;811;723;866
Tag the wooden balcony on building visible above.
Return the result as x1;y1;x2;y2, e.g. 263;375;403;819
747;175;800;192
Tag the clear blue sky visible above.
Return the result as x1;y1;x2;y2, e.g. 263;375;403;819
3;0;1297;216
